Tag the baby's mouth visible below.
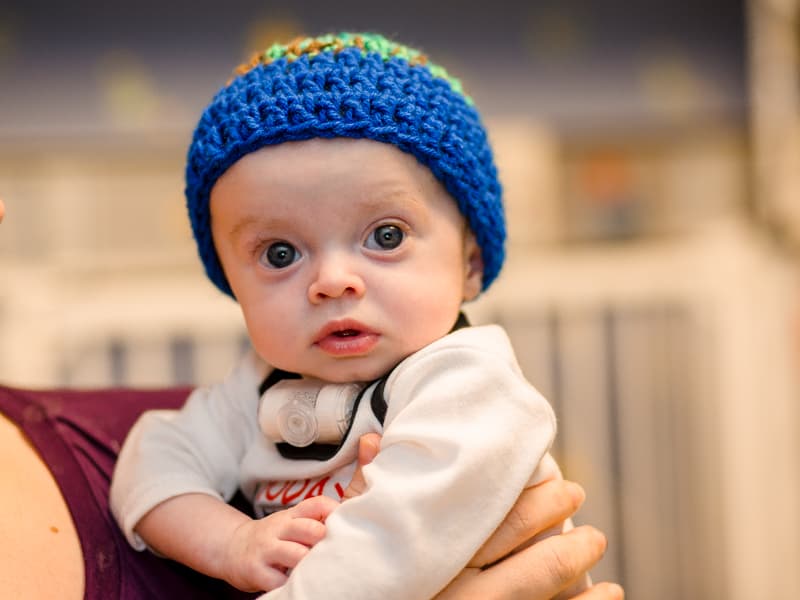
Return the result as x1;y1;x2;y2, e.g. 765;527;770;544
333;329;360;337
314;318;376;341
313;320;379;356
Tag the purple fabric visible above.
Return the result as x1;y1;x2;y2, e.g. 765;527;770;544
0;385;259;600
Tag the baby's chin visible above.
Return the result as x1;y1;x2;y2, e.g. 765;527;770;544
302;365;390;384
299;355;409;384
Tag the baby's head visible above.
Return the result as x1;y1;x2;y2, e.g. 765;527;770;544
185;33;506;381
186;33;504;296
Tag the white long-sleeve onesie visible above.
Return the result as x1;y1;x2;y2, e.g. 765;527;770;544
110;324;560;599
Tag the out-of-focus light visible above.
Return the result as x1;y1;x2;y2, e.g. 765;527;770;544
578;151;634;207
523;8;587;60
96;51;160;129
638;53;721;120
243;16;304;57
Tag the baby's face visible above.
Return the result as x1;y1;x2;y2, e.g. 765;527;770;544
210;138;483;382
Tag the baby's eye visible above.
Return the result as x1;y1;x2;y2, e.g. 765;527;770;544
262;241;300;269
367;224;404;251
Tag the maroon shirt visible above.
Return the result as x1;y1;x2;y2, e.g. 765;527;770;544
0;385;258;599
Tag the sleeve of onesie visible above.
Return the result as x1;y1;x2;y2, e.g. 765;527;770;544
260;327;558;600
109;353;265;550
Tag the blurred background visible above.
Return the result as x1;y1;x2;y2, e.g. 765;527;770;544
1;0;799;597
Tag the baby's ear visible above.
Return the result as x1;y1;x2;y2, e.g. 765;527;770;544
462;232;484;301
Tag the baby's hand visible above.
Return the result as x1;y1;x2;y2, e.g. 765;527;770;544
222;495;338;592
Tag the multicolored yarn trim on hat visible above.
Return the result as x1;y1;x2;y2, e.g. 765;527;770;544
185;32;505;298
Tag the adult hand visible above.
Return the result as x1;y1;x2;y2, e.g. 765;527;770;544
340;433;381;500
434;481;621;599
0;198;5;222
343;434;624;600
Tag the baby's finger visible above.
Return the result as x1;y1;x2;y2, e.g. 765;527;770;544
269;540;312;570
289;495;339;521
255;565;289;592
282;516;326;547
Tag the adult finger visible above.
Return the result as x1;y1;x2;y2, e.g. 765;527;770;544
341;433;381;500
356;432;381;465
471;479;586;568
435;525;608;600
0;198;5;223
572;581;625;599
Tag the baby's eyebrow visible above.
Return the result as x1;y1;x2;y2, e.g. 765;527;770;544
355;187;424;211
228;216;259;240
227;215;295;241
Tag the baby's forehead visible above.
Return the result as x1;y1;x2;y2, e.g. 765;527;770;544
210;137;467;232
221;137;449;198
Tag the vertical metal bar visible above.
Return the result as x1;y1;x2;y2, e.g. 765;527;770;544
547;306;565;460
603;306;627;589
109;338;127;386
170;336;196;385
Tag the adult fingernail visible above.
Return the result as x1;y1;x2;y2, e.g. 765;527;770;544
565;481;586;505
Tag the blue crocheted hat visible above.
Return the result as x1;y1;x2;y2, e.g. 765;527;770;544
186;32;505;297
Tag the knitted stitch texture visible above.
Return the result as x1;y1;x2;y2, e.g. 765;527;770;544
185;33;505;297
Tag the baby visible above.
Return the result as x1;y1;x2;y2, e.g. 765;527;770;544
111;32;576;599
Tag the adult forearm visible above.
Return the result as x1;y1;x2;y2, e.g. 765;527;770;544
135;492;250;581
